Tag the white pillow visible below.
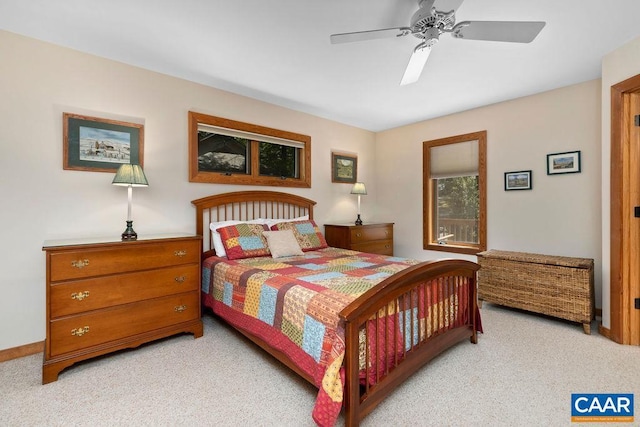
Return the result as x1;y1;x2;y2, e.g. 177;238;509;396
263;230;304;258
263;215;309;229
210;219;266;257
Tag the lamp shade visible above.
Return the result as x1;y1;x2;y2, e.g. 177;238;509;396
112;164;149;187
350;182;367;195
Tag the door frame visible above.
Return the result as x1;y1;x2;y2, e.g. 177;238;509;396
610;73;640;345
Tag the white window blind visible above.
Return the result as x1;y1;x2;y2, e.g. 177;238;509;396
429;139;479;179
198;124;304;149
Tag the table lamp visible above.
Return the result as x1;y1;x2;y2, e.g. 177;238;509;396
112;164;149;240
350;182;367;225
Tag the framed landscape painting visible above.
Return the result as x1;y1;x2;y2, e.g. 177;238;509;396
504;170;532;191
63;113;144;172
547;150;581;175
331;152;357;183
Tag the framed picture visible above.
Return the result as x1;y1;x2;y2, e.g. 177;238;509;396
331;152;357;183
504;170;532;191
547;150;581;175
63;113;144;172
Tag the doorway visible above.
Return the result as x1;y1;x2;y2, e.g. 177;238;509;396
610;73;640;345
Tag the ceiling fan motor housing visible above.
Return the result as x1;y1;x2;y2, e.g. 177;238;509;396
411;4;456;39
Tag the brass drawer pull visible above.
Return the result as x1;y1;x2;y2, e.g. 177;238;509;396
174;276;186;283
174;305;187;313
71;259;90;269
71;291;90;301
71;326;90;337
174;250;187;257
355;232;362;238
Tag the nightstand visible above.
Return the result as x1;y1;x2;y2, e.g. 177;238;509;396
42;233;203;383
324;223;394;255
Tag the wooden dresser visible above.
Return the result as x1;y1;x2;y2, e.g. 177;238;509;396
42;234;203;383
324;223;394;255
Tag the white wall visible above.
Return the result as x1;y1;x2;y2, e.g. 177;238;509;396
376;80;603;307
0;30;375;351
2;27;635;351
600;35;640;328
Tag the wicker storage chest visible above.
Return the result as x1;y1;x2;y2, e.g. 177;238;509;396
477;250;595;334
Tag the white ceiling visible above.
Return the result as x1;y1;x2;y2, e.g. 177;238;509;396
2;0;640;131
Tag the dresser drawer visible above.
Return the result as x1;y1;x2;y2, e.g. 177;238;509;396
49;239;200;281
50;264;199;318
49;291;199;357
352;240;394;256
350;225;393;243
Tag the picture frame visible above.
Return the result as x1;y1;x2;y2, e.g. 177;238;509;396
63;113;144;172
546;150;581;175
504;170;532;191
331;152;357;183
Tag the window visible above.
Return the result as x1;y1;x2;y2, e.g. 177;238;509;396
188;111;311;187
423;131;487;255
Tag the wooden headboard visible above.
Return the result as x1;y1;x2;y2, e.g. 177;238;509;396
191;190;316;255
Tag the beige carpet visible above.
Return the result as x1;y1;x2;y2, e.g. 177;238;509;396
1;303;638;426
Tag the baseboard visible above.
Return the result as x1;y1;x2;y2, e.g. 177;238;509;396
598;323;611;339
0;341;44;363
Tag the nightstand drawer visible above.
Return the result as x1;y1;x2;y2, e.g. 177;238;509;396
50;264;199;318
50;239;200;281
350;225;393;243
352;240;394;256
49;291;199;357
325;223;394;256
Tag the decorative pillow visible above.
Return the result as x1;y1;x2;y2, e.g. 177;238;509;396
217;223;270;260
210;219;266;257
270;220;328;251
263;230;304;258
262;215;309;229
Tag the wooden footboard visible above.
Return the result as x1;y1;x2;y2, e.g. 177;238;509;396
340;259;480;426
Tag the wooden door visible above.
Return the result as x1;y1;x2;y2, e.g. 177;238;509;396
611;75;640;345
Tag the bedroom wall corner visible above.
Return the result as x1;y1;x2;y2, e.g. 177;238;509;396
374;79;603;308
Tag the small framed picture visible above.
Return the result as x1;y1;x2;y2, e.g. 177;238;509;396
331;152;357;183
547;150;581;175
63;113;144;172
504;170;532;191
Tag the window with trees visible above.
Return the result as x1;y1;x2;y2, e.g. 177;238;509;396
188;111;311;188
423;131;487;255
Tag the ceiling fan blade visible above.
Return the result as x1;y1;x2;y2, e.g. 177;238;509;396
330;27;411;44
400;43;433;86
433;0;465;12
452;21;546;43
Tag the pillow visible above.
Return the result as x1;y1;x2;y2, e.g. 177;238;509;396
210;219;265;257
262;215;309;229
217;223;270;260
270;219;328;251
263;230;304;258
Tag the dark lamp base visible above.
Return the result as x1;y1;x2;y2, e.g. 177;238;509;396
121;220;138;241
354;214;363;226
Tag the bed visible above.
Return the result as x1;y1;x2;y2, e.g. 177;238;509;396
192;190;481;426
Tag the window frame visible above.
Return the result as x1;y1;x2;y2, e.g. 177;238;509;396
423;130;487;255
188;111;311;188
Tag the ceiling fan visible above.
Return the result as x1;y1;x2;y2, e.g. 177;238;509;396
330;0;546;85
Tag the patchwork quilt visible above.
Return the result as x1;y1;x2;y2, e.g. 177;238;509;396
202;247;471;426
